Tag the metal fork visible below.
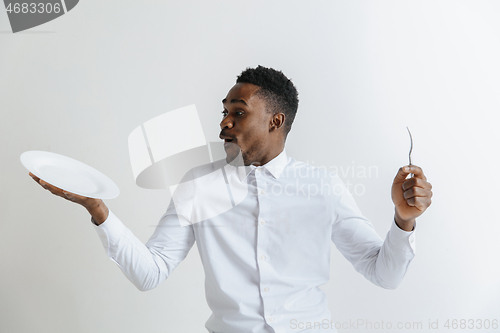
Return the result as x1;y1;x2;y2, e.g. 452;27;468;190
406;126;413;166
406;126;413;177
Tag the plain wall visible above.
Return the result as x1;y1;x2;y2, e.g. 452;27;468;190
1;1;499;332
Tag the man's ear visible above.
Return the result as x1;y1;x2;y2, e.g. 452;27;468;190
270;113;285;131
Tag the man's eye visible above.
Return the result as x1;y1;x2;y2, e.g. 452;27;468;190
221;111;228;116
236;111;244;116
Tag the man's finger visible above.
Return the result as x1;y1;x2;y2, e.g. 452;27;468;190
402;177;432;191
39;179;52;190
394;166;412;182
29;172;53;191
407;196;432;210
394;165;428;182
403;187;433;200
29;172;41;183
406;165;427;181
28;172;91;205
36;178;64;196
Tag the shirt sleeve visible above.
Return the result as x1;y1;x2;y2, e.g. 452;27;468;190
93;200;195;291
329;173;415;289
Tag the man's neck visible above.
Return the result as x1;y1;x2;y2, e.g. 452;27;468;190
248;143;285;167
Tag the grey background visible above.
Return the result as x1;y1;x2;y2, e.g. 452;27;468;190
1;1;499;332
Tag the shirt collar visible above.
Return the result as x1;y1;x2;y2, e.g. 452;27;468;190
225;149;288;181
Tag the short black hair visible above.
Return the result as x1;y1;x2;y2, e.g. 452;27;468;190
236;65;299;136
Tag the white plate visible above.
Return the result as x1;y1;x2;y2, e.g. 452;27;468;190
21;150;119;199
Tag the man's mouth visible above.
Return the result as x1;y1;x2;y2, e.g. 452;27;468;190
222;137;239;152
219;133;236;144
223;139;237;149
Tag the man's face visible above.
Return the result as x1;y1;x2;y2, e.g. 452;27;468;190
219;83;273;166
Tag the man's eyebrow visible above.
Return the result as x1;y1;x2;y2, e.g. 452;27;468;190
221;98;248;106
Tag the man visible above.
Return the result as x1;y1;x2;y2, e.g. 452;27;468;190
30;66;432;333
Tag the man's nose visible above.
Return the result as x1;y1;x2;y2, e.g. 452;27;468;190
220;115;233;129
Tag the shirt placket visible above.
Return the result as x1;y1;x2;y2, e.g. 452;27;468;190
252;167;278;328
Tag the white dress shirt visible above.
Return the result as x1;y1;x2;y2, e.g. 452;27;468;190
94;149;416;333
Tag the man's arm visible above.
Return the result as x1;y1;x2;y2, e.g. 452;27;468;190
28;172;195;291
330;165;432;289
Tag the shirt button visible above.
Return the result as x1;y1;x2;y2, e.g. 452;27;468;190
269;317;274;322
260;255;266;261
260;190;265;195
260;220;266;226
264;287;269;292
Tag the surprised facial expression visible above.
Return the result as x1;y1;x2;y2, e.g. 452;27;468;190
219;83;273;166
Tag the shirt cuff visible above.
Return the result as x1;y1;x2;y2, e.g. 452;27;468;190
387;219;416;253
92;210;126;251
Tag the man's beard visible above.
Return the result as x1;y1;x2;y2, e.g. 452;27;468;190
224;141;244;166
224;141;258;166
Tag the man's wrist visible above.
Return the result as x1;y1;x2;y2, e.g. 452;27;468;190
394;211;415;232
85;200;109;225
